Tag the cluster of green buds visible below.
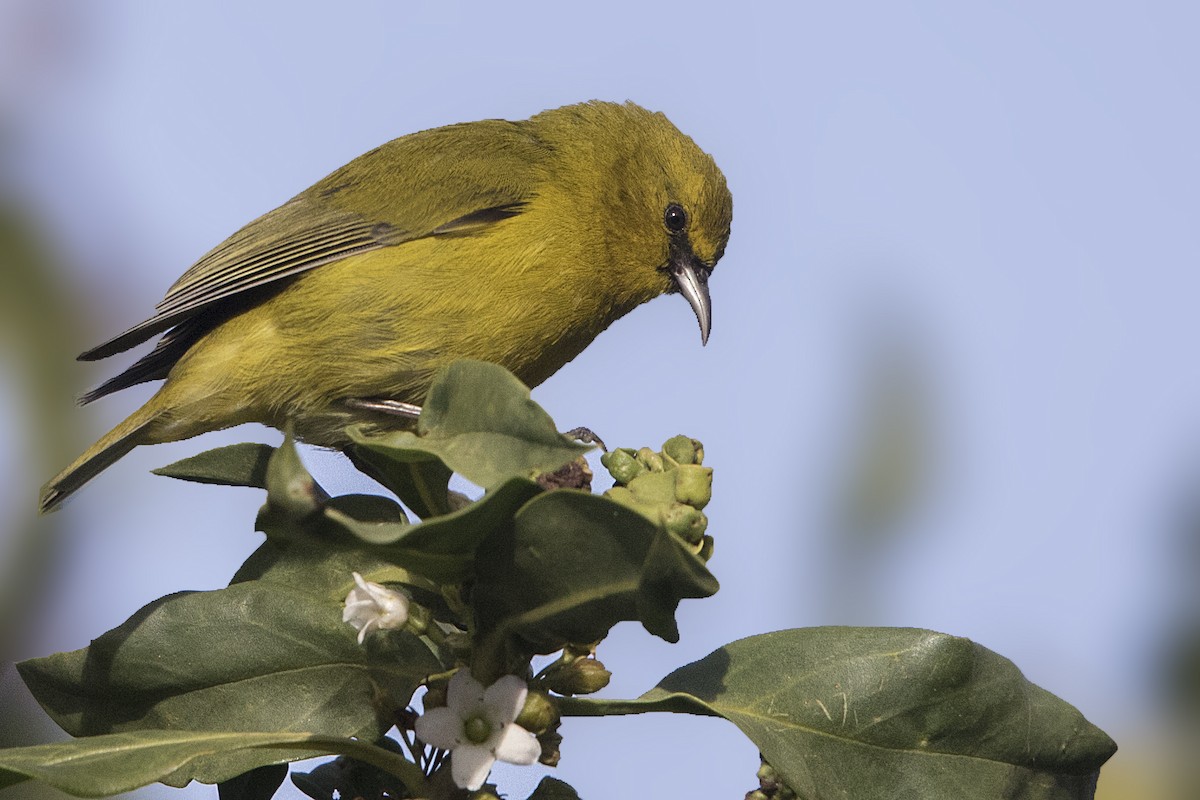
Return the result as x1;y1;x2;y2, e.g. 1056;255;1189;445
746;757;796;800
600;435;713;561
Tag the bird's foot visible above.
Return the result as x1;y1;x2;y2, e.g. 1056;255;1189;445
563;426;607;452
344;397;423;420
343;401;606;453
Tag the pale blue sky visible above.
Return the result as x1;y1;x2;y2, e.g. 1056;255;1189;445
3;2;1198;798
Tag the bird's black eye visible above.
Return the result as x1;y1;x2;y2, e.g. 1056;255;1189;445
664;203;688;234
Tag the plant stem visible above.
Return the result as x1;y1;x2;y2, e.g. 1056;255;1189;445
556;696;721;718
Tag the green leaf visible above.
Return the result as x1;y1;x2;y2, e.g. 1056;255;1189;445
0;730;426;796
17;581;440;784
153;443;276;488
472;490;718;680
231;518;429;603
218;763;287;800
527;776;581;800
562;628;1117;800
345;443;454;519
323;493;410;527
326;475;543;584
290;738;412;800
241;475;542;590
349;360;589;489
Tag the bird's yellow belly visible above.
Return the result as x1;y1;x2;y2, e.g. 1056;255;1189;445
157;238;617;446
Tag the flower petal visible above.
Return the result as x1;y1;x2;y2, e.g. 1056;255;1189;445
447;669;486;718
357;617;379;645
483;674;528;726
377;593;410;628
492;723;541;766
342;601;369;623
450;743;496;791
414;706;463;750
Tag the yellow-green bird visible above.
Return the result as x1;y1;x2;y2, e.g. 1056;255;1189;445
40;101;732;512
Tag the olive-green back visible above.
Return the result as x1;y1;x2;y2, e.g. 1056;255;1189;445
78;117;550;400
77;101;732;407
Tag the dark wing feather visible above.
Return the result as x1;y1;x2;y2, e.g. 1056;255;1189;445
76;118;548;401
79;201;399;361
78;318;212;404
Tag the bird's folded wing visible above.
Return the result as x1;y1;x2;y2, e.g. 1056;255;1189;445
80;119;547;362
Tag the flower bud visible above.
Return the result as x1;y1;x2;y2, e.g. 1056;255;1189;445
662;503;707;545
635;447;665;473
514;690;559;735
262;433;327;520
564;641;600;658
537;722;562;767
601;448;644;485
342;573;410;644
662;435;703;465
545;657;612;696
753;757;796;799
627;470;677;506
603;485;637;509
673;465;713;510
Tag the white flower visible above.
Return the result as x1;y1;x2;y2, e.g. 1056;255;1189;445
415;669;541;791
342;572;410;644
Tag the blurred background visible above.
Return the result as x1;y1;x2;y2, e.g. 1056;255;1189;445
2;2;1197;798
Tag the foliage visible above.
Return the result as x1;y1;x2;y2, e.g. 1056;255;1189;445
2;361;1115;799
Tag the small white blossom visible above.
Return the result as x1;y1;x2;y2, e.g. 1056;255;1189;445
342;572;410;644
414;669;541;791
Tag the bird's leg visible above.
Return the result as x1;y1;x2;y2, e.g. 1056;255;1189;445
563;426;607;452
343;397;423;420
344;398;606;451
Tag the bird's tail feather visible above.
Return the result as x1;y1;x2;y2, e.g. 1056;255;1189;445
39;404;160;513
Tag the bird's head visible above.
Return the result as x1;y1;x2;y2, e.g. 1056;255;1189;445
533;102;733;344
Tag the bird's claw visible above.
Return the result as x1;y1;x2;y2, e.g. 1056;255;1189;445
344;397;423;420
563;426;607;452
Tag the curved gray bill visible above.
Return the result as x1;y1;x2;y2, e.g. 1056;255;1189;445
672;262;712;345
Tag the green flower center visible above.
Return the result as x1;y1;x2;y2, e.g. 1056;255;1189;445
463;713;493;745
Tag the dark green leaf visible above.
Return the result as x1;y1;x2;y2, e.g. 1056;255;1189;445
290;738;412;800
349;360;589;489
326;475;543;583
323;493;409;525
562;628;1117;800
238;478;540;600
472;490;718;681
0;730;426;797
230;522;430;603
527;776;581;800
346;443;454;518
290;767;336;800
17;582;440;784
153;443;276;488
218;763;288;800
